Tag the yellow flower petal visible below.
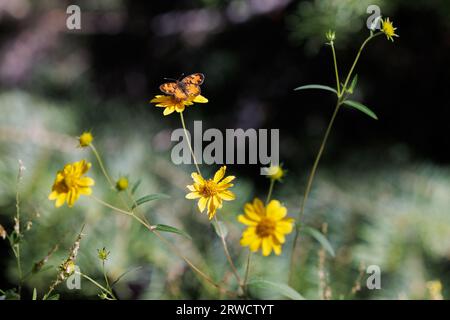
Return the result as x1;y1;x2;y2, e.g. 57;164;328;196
219;190;235;201
186;192;201;199
193;95;208;103
262;237;272;256
238;214;258;226
266;200;287;220
198;197;208;212
213;166;226;183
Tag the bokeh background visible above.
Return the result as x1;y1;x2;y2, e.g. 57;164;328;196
0;0;449;299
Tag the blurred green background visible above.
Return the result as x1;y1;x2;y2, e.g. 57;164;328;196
0;0;449;299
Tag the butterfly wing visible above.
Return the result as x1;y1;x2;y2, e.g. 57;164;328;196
180;73;205;97
181;73;205;86
159;82;188;100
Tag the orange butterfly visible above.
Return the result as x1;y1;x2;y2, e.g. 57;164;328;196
159;73;205;101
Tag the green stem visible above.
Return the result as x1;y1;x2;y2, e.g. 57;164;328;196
15;167;23;297
213;216;243;291
180;112;202;175
340;32;381;96
288;99;342;284
90;144;115;188
243;250;252;297
77;272;116;300
91;196;233;296
266;179;275;205
330;42;341;96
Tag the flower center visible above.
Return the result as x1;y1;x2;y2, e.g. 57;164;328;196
256;217;276;238
64;174;77;189
199;180;218;197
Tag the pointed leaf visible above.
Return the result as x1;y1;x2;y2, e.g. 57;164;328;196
294;84;337;94
212;220;228;238
303;226;335;257
348;74;358;94
32;288;37;300
248;279;304;300
343;100;378;120
132;194;170;209
111;266;142;287
131;179;142;195
155;224;191;240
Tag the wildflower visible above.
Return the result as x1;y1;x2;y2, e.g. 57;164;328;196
325;30;336;42
427;280;443;300
150;95;208;116
186;166;236;220
238;198;294;256
48;160;95;208
97;247;110;261
266;164;285;181
116;176;129;191
381;18;398;42
78;131;93;147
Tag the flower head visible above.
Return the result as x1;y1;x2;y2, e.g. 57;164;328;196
48;160;95;208
266;164;285;181
427;280;443;300
238;198;294;256
78;131;93;147
97;247;110;261
151;94;208;116
116;176;129;191
186;166;236;220
325;30;336;42
381;18;398;42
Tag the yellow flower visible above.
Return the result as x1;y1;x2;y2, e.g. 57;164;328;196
49;160;95;208
381;18;398;42
150;95;208;116
186;166;236;220
116;176;129;191
78;131;93;147
238;198;294;256
267;164;285;181
427;280;443;300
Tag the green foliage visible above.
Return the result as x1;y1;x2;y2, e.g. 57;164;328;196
342;100;378;120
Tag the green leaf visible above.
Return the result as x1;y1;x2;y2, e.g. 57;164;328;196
132;193;170;209
348;74;358;94
155;224;191;240
46;294;60;300
131;179;142;195
343;100;378;120
248;279;304;300
32;288;37;300
111;266;143;287
294;84;337;94
212;220;228;238
303;226;335;257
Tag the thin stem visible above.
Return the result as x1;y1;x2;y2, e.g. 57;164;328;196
179;112;202;175
243;250;252;297
77;272;116;300
90;144;115;188
288;99;342;284
213;216;243;291
91;195;234;297
330;42;341;96
266;179;275;205
102;261;111;292
340;32;381;95
15;166;23;297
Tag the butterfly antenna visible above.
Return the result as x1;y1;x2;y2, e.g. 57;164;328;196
163;77;177;81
